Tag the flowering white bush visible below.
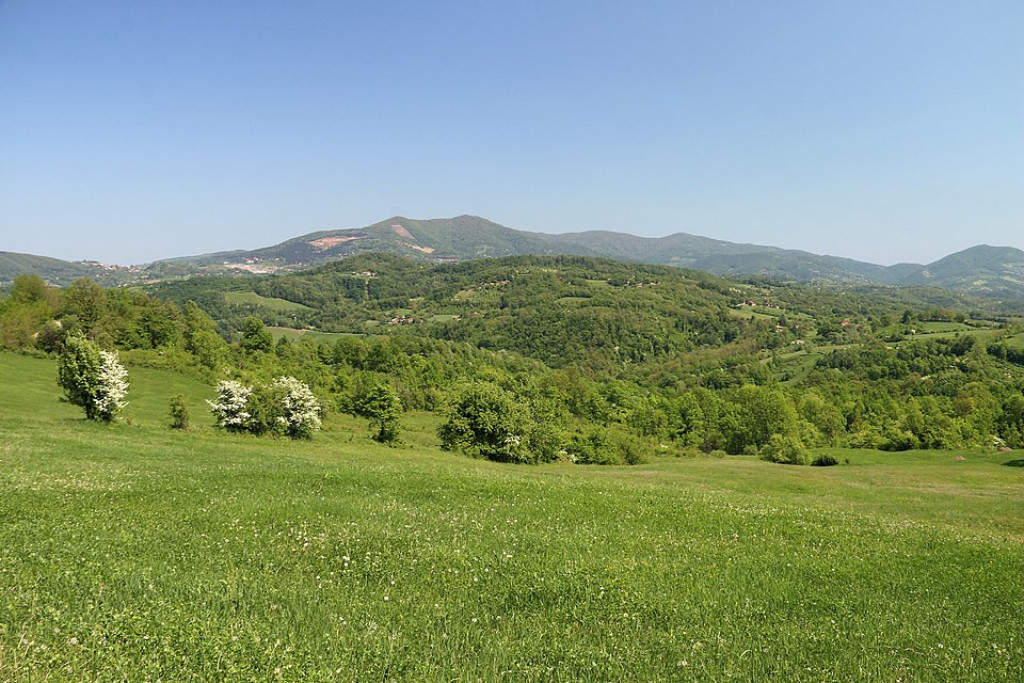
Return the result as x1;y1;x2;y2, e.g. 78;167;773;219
93;350;129;421
208;377;321;438
57;335;129;422
272;376;322;438
208;380;253;432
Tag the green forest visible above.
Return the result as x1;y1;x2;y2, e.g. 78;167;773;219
4;253;1024;463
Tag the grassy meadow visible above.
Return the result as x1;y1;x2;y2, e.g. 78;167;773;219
223;292;313;313
1;352;1022;681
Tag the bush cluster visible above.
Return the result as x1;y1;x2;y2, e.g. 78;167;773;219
208;377;322;438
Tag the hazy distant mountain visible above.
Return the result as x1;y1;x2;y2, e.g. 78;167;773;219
151;215;1024;297
896;245;1024;297
151;215;836;275
5;216;1024;300
0;252;141;287
161;216;570;267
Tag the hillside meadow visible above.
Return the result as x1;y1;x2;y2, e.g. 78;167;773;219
1;352;1022;681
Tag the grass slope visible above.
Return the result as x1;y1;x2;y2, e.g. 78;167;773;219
0;353;1022;681
223;291;313;312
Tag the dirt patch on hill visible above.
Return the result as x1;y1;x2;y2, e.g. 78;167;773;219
309;236;363;251
401;242;435;254
391;224;415;239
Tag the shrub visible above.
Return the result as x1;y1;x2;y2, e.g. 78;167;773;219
352;380;402;445
438;382;559;463
566;429;610;464
439;383;532;462
93;350;129;421
169;394;190;430
208;380;253;433
759;434;809;465
811;454;840;467
567;428;646;465
271;376;323;439
57;335;128;422
208;377;321;438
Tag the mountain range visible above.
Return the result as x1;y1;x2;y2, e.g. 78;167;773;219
3;215;1024;299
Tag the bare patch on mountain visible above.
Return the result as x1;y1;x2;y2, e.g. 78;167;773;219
402;242;435;254
391;224;415;239
309;236;363;251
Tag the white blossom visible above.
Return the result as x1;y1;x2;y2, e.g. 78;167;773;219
272;376;322;438
208;380;253;431
93;350;129;420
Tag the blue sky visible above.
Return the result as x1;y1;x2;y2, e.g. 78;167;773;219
1;0;1021;265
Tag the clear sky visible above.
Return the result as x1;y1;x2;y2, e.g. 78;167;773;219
1;0;1021;266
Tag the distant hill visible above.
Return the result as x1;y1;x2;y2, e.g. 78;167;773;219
151;215;1024;298
157;216;586;268
5;215;1023;299
896;245;1024;297
0;252;143;287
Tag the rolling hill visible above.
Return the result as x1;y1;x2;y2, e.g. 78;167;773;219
897;244;1024;297
5;215;1024;300
151;215;1024;298
0;251;143;287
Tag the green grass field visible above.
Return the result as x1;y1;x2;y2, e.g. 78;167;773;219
1;353;1022;681
224;291;313;312
727;306;778;321
915;321;973;333
1004;333;1024;350
268;327;361;343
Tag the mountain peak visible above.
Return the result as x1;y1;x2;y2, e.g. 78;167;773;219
5;216;1023;299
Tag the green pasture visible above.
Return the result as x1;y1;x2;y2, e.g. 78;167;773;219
727;306;777;321
224;291;313;312
0;353;1022;681
915;321;972;333
1004;332;1024;350
268;327;361;343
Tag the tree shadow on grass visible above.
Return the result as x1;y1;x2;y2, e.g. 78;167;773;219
1003;459;1024;467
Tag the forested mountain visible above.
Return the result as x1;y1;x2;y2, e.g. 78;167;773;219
150;216;1024;298
5;216;1024;300
152;216;569;270
897;245;1024;296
